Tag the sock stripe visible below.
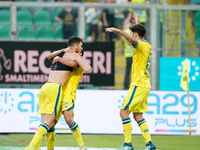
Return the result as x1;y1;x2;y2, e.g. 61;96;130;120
123;120;131;124
137;119;146;126
69;121;78;131
48;128;55;133
69;122;76;128
122;118;130;121
72;124;78;131
41;123;50;131
122;118;131;124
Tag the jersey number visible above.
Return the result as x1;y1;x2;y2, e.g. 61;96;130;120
145;53;152;71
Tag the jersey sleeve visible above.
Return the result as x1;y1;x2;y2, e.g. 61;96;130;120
132;40;143;52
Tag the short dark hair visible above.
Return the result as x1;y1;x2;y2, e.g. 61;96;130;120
67;36;83;47
129;24;146;38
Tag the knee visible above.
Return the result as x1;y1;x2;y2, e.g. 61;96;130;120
44;120;56;129
119;110;123;118
133;113;144;122
63;110;74;125
120;109;128;119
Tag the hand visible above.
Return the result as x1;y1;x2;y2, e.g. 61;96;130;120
105;27;120;33
133;12;140;24
78;52;82;57
52;56;60;64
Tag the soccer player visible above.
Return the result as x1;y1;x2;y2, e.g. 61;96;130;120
46;50;87;150
25;36;91;150
105;16;156;150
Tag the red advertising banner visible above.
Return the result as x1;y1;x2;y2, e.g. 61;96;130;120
0;41;114;86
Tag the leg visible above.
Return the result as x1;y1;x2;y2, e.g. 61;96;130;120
87;23;92;36
93;24;98;41
33;124;43;150
25;113;56;150
28;83;62;150
118;86;139;149
90;24;98;42
133;113;156;150
46;101;62;150
119;108;133;149
46;120;57;150
105;30;110;42
109;32;114;42
63;110;86;150
87;23;93;42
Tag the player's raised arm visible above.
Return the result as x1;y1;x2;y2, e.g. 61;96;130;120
105;27;137;46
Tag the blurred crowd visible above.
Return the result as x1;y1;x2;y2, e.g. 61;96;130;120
0;0;195;42
0;0;165;41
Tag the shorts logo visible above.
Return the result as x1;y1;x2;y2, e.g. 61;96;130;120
64;102;69;108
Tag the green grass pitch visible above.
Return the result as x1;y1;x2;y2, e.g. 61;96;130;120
0;134;200;150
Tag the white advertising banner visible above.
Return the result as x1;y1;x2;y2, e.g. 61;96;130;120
0;89;199;135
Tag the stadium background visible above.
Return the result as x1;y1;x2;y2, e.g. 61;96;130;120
0;0;200;149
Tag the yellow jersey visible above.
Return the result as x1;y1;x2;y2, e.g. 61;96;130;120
62;67;84;99
130;40;152;88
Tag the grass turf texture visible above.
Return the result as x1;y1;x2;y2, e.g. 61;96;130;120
0;134;200;150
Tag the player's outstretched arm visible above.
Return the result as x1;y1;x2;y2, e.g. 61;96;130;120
52;56;78;68
48;48;77;67
47;48;74;61
105;27;137;46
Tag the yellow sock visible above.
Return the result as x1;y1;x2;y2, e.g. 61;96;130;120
138;119;151;143
29;123;50;149
122;118;132;143
69;121;84;146
34;140;41;150
47;128;56;150
32;125;42;150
